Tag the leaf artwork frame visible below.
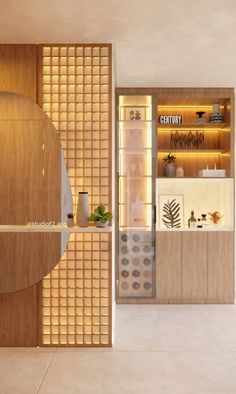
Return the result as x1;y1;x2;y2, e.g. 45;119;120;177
159;194;184;229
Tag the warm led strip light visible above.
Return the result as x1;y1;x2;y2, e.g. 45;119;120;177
158;151;227;156
157;105;223;110
157;127;228;132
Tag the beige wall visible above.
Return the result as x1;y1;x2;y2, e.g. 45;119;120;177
0;0;235;87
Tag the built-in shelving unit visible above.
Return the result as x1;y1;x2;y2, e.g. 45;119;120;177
157;98;232;178
116;87;234;304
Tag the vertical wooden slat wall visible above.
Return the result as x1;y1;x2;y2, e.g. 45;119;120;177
38;45;112;346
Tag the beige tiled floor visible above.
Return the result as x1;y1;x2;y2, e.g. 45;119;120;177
1;305;236;393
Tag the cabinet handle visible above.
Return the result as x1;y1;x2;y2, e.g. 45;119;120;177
154;205;156;224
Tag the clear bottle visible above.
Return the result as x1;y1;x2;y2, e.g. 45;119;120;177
188;210;197;228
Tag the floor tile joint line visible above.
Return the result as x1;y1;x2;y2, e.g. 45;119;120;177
36;348;57;393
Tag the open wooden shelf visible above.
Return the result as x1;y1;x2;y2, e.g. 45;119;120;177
157;122;227;129
0;225;112;233
156;176;232;179
158;149;228;155
119;175;152;179
116;87;234;305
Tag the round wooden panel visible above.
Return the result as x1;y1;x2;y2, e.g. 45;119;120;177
0;92;64;293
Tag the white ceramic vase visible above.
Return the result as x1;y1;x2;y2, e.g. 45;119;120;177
176;166;184;177
77;192;89;227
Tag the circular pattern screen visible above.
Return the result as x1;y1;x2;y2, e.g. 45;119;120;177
119;231;154;297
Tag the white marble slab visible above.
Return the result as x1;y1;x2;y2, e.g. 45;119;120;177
156;227;233;232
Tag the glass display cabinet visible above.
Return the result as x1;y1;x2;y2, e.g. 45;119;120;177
116;95;156;298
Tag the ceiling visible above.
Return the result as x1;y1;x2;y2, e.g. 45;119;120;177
1;0;236;87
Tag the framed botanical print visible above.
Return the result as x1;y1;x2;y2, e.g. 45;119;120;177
158;194;184;228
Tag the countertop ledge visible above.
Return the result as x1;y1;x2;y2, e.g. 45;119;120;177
0;225;112;233
156;227;233;232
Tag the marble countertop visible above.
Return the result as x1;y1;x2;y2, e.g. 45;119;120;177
156;227;233;232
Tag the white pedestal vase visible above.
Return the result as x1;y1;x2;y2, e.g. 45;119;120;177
77;192;89;227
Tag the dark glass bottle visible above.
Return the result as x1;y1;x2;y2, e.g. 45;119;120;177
188;211;197;228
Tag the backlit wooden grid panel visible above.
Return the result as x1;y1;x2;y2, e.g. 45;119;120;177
42;233;111;346
40;45;111;346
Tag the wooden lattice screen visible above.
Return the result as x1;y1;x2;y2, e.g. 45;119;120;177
39;44;112;346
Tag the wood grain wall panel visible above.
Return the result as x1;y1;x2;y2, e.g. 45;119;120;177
0;93;61;295
0;120;43;225
0;93;61;226
0;45;39;346
0;45;37;101
0;285;37;346
208;232;234;303
0;233;61;294
182;232;208;302
116;87;233;101
156;232;182;301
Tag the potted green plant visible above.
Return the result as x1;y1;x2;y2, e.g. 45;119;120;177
88;204;112;228
163;152;176;177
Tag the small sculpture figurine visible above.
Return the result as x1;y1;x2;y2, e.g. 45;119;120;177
195;111;206;124
208;211;223;224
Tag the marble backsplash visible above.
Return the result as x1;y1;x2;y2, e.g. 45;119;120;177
156;178;233;229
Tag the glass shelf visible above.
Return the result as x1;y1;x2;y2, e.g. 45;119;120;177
120;148;152;154
119;175;152;179
119;202;152;205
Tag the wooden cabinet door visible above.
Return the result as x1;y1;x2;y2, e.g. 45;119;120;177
182;232;207;302
208;232;234;303
156;232;182;302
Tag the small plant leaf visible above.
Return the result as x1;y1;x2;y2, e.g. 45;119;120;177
98;204;106;215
